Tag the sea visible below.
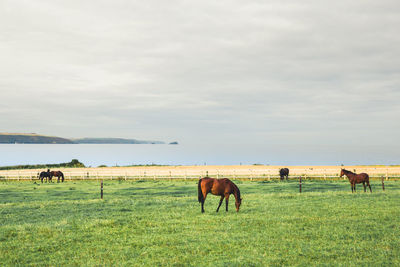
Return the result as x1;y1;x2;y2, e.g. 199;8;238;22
0;143;399;167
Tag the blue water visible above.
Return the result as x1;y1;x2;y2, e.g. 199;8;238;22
0;144;399;167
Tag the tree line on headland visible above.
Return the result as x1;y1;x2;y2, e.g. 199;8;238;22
0;159;85;170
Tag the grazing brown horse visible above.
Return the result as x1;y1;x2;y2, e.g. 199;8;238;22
340;169;372;193
50;171;65;182
198;177;242;213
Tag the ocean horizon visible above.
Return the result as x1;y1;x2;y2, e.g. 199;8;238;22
0;143;399;167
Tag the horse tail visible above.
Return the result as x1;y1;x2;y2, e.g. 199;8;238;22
198;179;204;203
61;172;65;182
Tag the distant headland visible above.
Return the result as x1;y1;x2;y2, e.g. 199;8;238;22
0;133;171;144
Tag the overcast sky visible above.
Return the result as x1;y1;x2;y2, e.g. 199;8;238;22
1;0;399;147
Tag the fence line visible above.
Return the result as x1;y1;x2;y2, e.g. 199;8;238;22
0;168;399;181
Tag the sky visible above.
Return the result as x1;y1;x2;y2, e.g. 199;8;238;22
1;0;399;150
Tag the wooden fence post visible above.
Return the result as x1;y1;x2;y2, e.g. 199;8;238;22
299;176;302;193
101;180;103;199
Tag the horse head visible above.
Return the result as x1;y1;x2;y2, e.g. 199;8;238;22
340;168;345;177
235;198;242;212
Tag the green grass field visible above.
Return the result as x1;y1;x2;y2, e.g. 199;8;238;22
1;180;399;266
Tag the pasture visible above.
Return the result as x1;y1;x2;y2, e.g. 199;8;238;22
1;180;399;266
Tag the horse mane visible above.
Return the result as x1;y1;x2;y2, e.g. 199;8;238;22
232;182;241;201
342;169;354;175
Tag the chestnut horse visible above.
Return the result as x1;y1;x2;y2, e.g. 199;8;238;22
50;171;65;182
340;169;372;193
198;177;242;213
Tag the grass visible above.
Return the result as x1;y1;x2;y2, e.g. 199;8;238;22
0;179;399;266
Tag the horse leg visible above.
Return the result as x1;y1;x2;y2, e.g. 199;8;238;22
367;181;372;193
225;194;230;212
363;182;366;192
201;190;208;213
216;196;224;212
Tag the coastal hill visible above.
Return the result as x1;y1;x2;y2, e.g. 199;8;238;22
0;133;73;144
72;138;164;144
0;133;166;144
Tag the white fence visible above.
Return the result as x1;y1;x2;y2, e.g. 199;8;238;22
0;166;399;181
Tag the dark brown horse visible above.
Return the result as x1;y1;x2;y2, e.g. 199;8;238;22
340;169;372;193
279;168;289;180
50;171;65;182
38;171;51;183
198;177;242;213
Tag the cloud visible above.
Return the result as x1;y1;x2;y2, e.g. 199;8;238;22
0;0;399;148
